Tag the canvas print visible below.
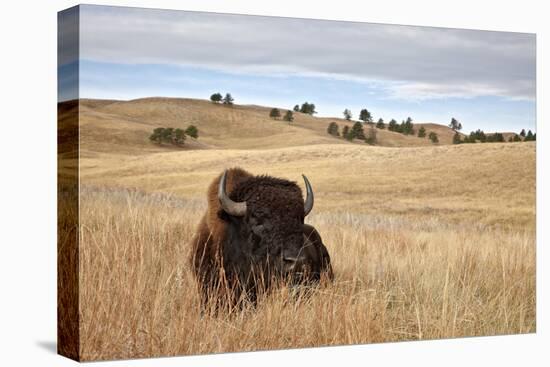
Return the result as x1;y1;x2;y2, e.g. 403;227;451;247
57;4;536;362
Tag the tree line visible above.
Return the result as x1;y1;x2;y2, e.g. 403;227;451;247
149;125;199;146
294;102;317;115
207;93;536;146
269;108;294;122
452;128;536;144
344;108;418;137
270;102;316;122
210;92;234;105
327;113;440;144
327;121;378;145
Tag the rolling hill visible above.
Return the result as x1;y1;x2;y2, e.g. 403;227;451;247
59;97;535;360
74;97;469;155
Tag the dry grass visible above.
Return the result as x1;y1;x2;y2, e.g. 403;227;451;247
76;139;536;361
78;185;535;361
80;142;536;228
78;97;462;154
67;98;536;360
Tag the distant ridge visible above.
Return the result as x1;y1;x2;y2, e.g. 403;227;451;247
61;98;513;155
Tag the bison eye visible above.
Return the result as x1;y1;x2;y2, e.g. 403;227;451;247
283;256;297;263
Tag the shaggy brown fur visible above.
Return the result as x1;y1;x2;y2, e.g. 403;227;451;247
190;168;252;305
190;167;333;310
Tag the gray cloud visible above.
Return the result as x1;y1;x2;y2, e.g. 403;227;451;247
58;6;80;101
78;4;536;100
58;6;80;66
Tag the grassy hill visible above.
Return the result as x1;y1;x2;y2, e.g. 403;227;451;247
59;98;536;360
75;97;466;154
75;134;535;360
80;141;536;228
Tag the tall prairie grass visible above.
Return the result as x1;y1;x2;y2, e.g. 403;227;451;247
78;185;535;361
64;99;536;361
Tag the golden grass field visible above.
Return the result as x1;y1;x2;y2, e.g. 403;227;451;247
65;98;535;361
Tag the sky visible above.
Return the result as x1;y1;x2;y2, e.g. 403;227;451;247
58;5;536;133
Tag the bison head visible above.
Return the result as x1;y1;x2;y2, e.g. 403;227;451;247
217;170;330;288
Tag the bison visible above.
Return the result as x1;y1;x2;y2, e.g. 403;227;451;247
190;167;333;310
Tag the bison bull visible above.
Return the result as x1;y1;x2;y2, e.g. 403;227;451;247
190;167;333;310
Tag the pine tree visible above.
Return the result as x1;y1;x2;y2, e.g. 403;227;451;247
293;105;300;112
351;121;365;140
283;110;294;123
417;126;426;138
398;121;405;134
359;109;373;124
342;125;351;141
401;117;414;135
343;108;352;121
327;122;339;136
300;102;316;115
470;129;487;143
428;131;439;144
210;93;222;103
376;118;385;129
222;93;234;105
388;119;398;132
269;108;281;120
449;117;462;131
520;129;526;137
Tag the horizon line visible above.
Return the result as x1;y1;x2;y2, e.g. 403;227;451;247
58;95;535;134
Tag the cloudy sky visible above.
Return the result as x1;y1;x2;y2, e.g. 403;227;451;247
59;5;536;132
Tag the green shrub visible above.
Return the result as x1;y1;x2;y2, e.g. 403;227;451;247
185;125;199;139
327;122;340;136
417;126;426;138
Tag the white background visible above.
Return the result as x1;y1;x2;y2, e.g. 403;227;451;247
0;0;547;365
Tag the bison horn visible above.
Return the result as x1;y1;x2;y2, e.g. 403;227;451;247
302;174;314;216
218;170;247;216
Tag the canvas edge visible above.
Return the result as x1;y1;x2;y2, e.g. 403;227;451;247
57;4;81;362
